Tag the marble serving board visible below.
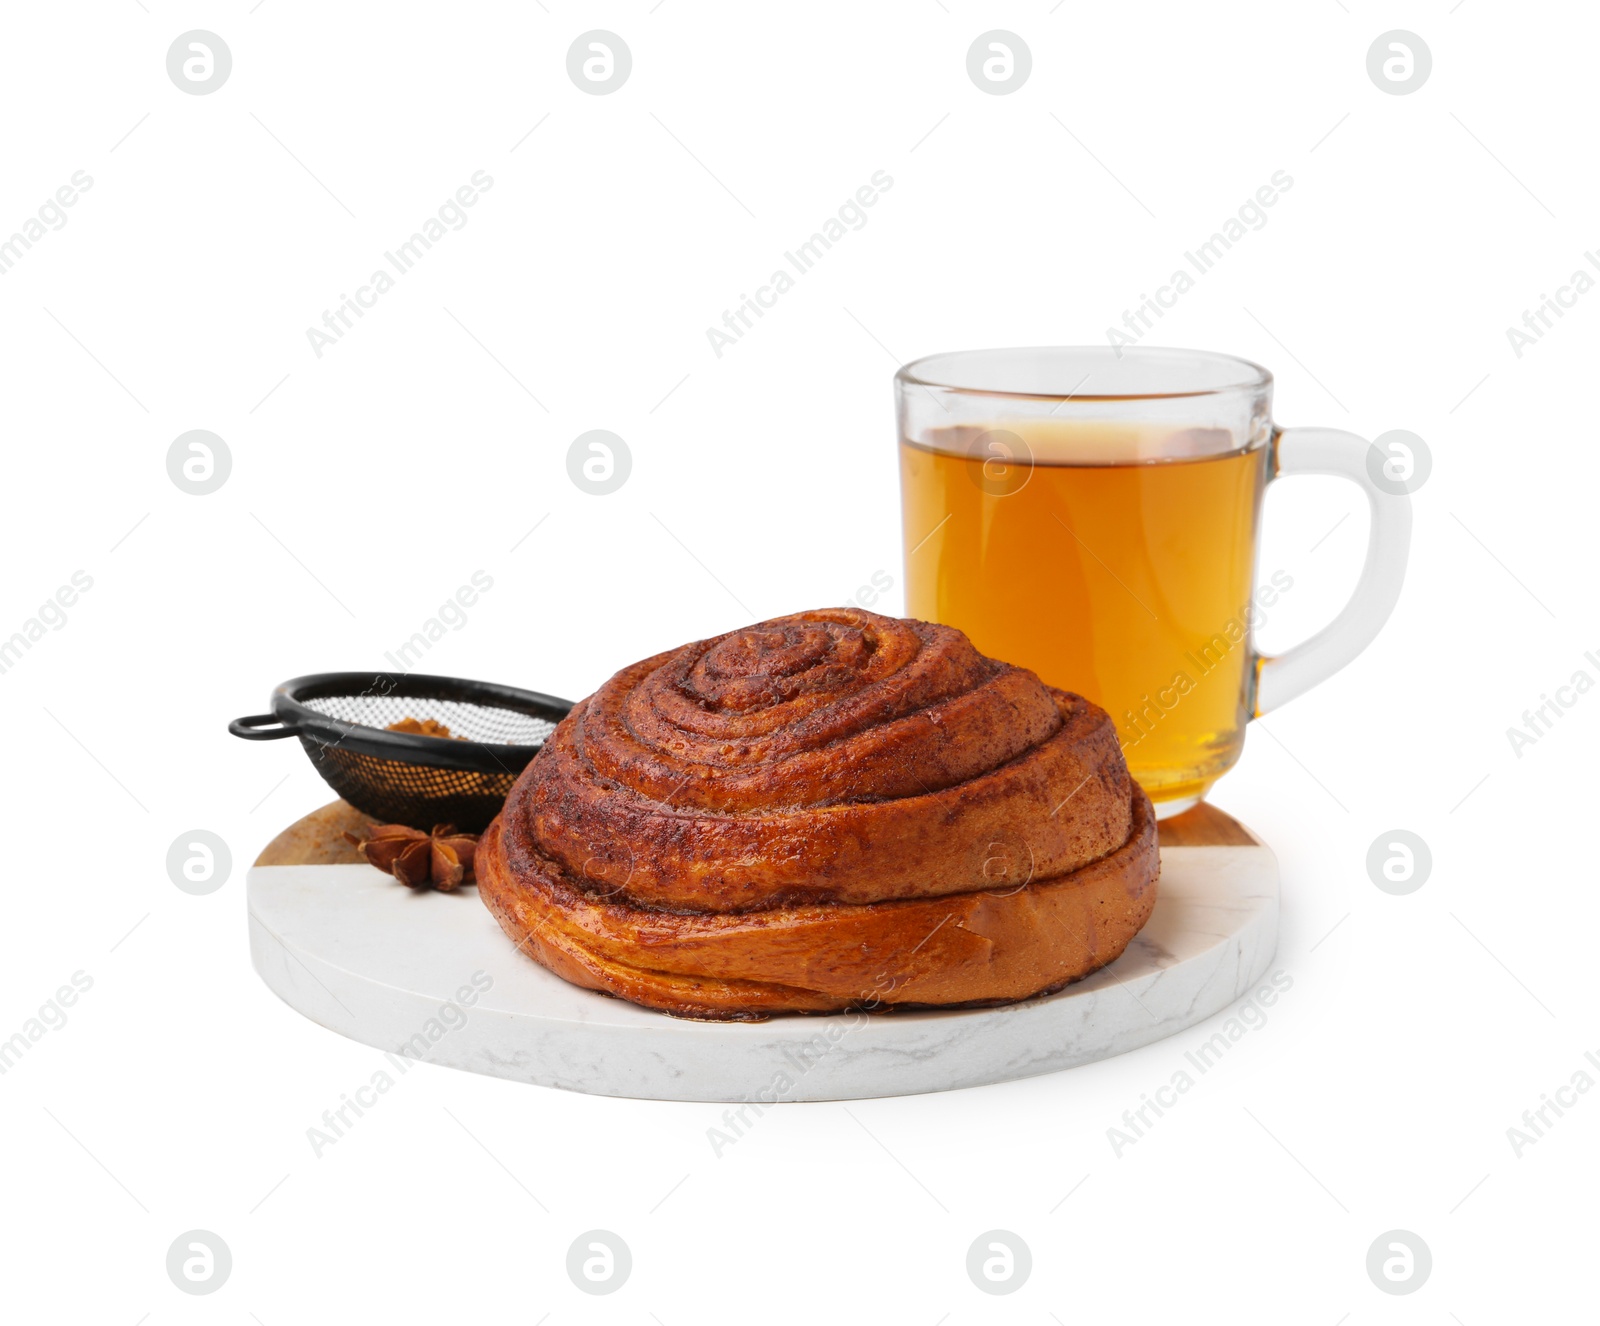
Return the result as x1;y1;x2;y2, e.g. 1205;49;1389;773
247;801;1278;1102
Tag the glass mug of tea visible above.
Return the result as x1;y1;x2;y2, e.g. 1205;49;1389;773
896;346;1411;816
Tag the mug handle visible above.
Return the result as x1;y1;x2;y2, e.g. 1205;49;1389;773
1254;427;1413;716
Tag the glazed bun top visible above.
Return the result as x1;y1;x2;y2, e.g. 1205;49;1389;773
505;607;1136;911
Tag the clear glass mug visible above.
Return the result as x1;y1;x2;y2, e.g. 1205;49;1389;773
896;346;1412;815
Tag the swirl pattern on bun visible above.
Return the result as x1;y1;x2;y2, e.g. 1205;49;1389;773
478;608;1158;1019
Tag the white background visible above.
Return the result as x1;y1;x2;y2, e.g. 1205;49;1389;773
1;1;1594;1320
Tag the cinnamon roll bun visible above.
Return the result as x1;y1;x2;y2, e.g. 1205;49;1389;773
478;608;1158;1019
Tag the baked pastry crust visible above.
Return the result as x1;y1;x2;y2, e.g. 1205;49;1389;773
478;608;1158;1020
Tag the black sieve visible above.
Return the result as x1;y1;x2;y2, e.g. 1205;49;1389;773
229;672;575;831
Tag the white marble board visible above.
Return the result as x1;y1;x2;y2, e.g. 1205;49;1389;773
247;838;1279;1103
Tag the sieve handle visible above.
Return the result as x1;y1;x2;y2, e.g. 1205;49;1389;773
229;712;297;740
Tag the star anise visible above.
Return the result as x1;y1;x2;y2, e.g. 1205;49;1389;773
345;823;478;891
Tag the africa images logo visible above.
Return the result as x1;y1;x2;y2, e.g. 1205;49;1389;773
305;172;496;358
704;171;894;358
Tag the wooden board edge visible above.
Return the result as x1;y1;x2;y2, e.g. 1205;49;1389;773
255;800;374;867
1155;800;1261;848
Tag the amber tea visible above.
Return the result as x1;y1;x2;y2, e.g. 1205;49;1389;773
900;422;1275;807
